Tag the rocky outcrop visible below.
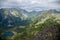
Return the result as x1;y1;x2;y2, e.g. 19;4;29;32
29;24;60;40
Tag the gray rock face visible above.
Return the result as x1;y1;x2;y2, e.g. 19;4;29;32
29;24;60;40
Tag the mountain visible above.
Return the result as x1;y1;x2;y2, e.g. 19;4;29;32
0;8;60;40
28;11;60;40
43;9;60;14
0;8;32;31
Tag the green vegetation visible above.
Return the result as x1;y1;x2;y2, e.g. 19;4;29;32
11;13;60;40
0;8;60;40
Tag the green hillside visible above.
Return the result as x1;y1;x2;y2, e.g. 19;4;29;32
0;9;60;40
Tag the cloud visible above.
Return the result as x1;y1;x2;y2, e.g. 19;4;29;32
0;0;60;11
54;0;60;4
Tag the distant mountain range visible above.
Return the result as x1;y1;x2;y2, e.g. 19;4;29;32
0;8;60;30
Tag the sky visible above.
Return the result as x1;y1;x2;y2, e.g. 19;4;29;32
0;0;60;11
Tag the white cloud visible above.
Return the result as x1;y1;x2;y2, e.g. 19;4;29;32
0;0;60;11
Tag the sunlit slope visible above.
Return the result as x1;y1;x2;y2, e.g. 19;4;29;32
1;8;29;20
35;13;60;25
32;13;60;30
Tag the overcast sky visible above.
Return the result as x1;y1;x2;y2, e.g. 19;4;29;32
0;0;60;11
